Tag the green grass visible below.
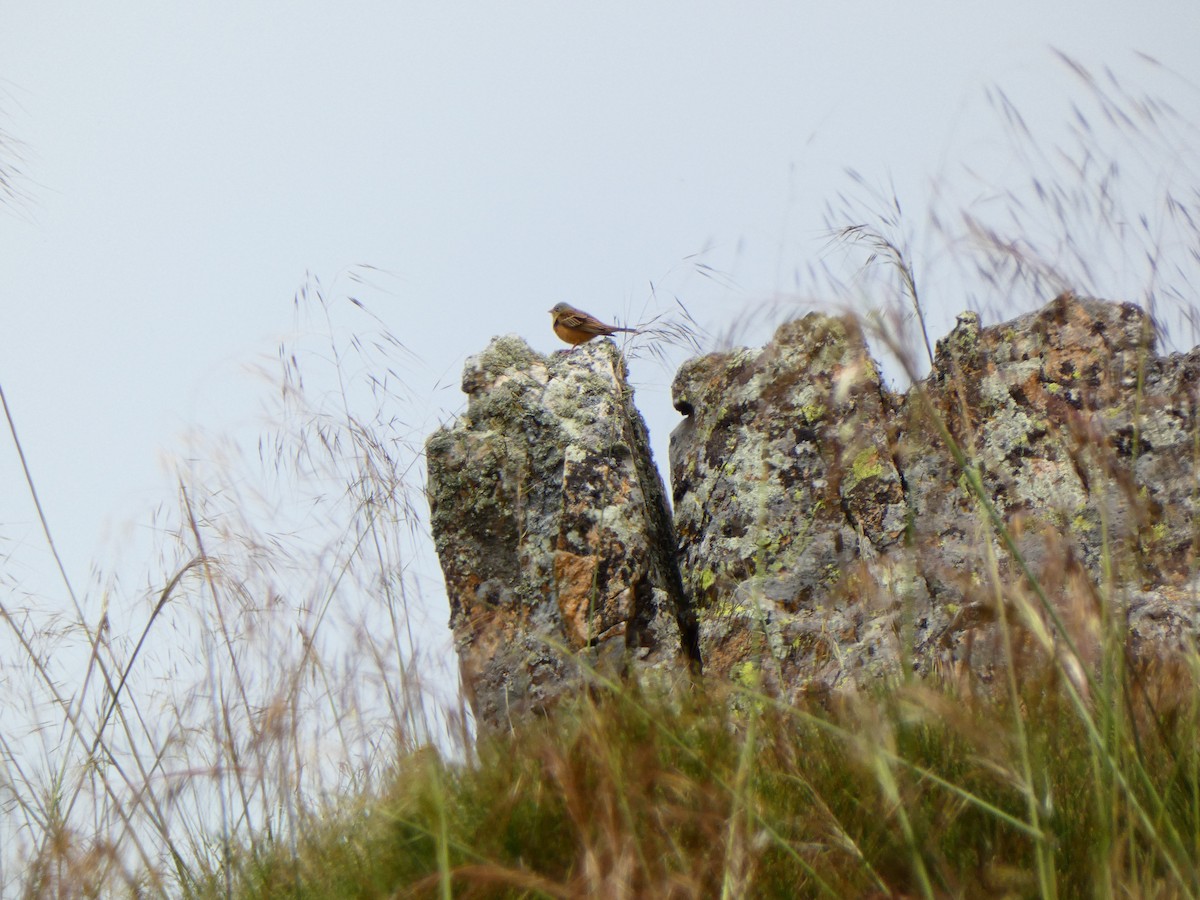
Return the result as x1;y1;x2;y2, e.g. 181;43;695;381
215;656;1200;898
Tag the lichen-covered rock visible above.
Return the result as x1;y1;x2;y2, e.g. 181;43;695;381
426;336;697;729
430;294;1200;719
897;294;1194;680
669;313;925;695
669;293;1200;696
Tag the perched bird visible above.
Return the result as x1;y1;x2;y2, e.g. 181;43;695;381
549;302;637;347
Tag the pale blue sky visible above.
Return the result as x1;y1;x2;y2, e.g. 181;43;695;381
2;2;1199;643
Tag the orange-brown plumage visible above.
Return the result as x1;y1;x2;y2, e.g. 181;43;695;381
549;302;636;346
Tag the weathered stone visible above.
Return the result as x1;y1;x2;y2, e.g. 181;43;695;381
425;336;697;729
429;294;1200;718
668;292;1200;697
895;295;1166;679
902;299;1150;578
669;313;928;695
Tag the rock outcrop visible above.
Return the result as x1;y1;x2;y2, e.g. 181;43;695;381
425;337;698;730
428;295;1200;723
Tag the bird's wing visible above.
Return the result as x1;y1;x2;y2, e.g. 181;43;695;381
560;311;590;329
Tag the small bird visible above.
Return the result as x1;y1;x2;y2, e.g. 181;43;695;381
549;302;637;347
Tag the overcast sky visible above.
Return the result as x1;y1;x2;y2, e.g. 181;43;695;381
3;3;1199;671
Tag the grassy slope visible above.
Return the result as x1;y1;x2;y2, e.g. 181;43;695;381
226;654;1200;898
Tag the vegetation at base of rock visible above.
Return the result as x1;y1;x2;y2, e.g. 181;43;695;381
225;657;1200;898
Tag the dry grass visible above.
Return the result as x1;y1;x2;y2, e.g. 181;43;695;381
0;269;465;895
226;661;1200;898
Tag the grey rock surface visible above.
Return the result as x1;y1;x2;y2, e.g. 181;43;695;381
426;336;697;729
670;294;1200;696
669;313;929;695
428;295;1200;720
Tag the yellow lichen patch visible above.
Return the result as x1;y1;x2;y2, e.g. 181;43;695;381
732;659;761;689
848;446;884;487
800;402;827;424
